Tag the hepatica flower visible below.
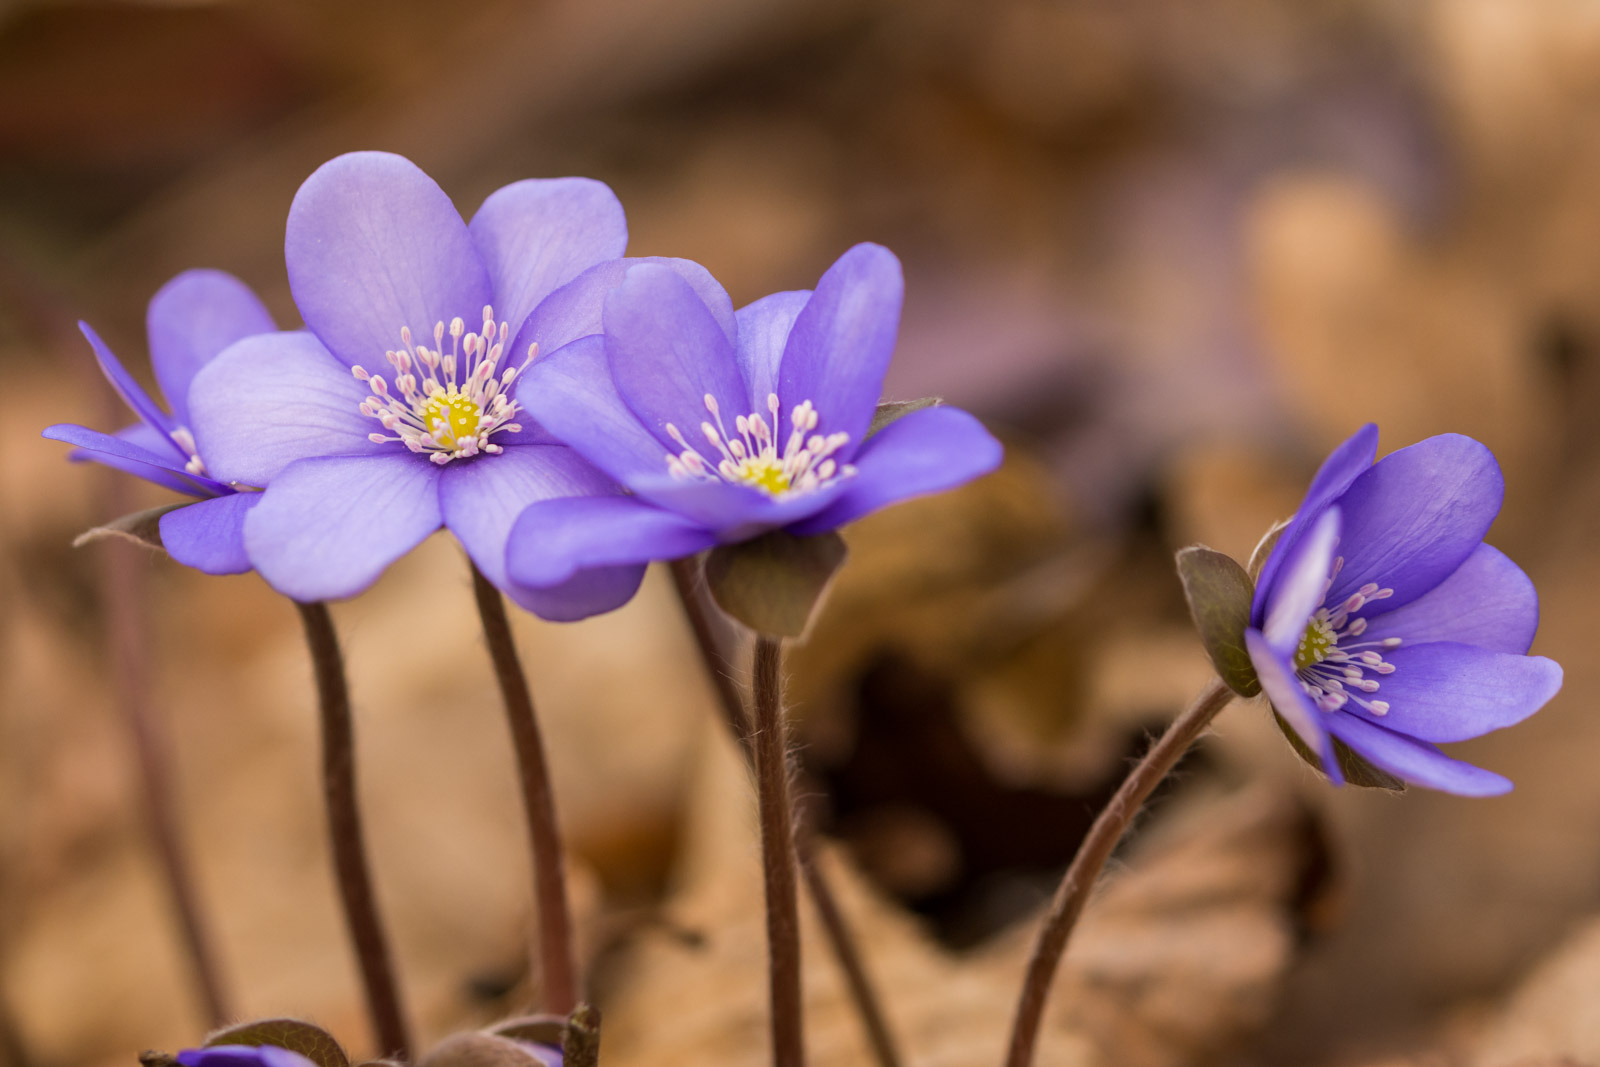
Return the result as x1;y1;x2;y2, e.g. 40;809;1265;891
42;270;277;574
186;151;660;618
503;243;1003;610
1247;424;1562;795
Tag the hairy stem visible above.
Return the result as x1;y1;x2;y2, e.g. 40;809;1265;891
1001;678;1234;1067
97;478;230;1027
468;562;577;1014
669;560;902;1067
752;636;805;1067
295;601;411;1060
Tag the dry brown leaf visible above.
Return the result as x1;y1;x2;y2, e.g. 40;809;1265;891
600;722;1324;1067
1465;916;1600;1067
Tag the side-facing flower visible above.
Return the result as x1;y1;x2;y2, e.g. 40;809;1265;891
502;243;1003;612
1246;424;1562;795
186;151;684;619
42;270;277;574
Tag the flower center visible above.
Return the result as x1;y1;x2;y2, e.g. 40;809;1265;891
1293;555;1400;716
664;393;855;498
352;306;535;465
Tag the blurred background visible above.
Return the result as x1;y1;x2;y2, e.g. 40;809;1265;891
3;1;1600;1065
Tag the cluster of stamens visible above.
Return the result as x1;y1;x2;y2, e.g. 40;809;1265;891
352;306;534;465
1293;556;1400;716
665;393;854;498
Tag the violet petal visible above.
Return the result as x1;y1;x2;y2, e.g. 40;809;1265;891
468;177;627;341
776;243;903;463
1342;641;1562;743
1245;626;1342;783
785;406;1002;535
243;453;442;600
286;151;492;369
188;330;384;486
1361;543;1538;654
507;494;718;588
159;492;261;575
1325;713;1512;796
147;269;275;425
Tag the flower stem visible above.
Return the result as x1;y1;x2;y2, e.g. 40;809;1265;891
1001;678;1234;1067
97;486;231;1028
294;601;411;1060
669;560;902;1067
752;635;805;1067
467;562;577;1015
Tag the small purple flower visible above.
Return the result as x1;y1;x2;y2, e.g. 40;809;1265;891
1247;424;1562;795
42;270;277;574
186;151;669;618
502;243;1003;613
176;1047;317;1067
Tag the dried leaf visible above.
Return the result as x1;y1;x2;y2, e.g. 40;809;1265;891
597;725;1327;1067
704;530;847;637
1466;916;1600;1066
203;1020;348;1067
1176;546;1259;697
72;504;185;553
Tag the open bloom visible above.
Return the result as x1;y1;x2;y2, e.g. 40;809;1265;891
1246;424;1562;795
42;270;277;574
187;151;661;618
503;243;1003;615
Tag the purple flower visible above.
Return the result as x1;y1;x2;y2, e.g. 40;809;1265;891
186;151;666;619
175;1047;317;1067
502;243;1003;613
42;270;277;574
1247;424;1562;795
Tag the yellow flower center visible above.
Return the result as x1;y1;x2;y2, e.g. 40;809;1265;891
422;392;482;450
734;455;793;496
352;305;538;466
1294;613;1337;671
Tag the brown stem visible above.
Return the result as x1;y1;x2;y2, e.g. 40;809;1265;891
669;559;903;1067
752;636;805;1067
1001;678;1234;1067
468;562;577;1015
294;601;411;1060
96;477;231;1027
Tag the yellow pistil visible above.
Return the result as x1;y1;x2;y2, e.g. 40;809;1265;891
421;393;482;450
1294;613;1336;671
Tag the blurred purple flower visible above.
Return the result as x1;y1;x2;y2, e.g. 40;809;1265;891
176;1047;317;1067
503;243;1003;615
42;270;277;574
186;151;664;619
1247;424;1562;795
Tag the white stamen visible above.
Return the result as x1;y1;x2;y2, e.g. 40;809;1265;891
1294;563;1405;719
